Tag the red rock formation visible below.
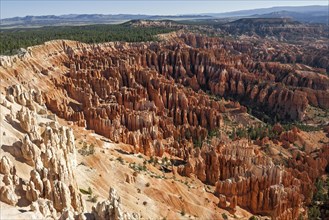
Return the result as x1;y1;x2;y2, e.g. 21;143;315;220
33;34;328;219
174;137;328;219
41;34;329;161
45;48;230;157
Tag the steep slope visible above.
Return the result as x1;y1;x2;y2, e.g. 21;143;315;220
0;40;248;220
0;32;328;220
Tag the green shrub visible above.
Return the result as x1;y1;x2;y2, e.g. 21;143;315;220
88;195;98;203
79;188;91;195
78;143;95;156
148;156;154;164
193;139;202;148
117;156;124;164
208;129;218;138
308;205;321;219
222;213;228;220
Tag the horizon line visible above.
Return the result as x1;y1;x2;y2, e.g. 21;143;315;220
1;4;327;20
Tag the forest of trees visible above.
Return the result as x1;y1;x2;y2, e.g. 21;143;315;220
0;24;176;55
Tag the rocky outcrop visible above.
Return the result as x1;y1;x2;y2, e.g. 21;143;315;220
0;185;18;206
30;198;58;219
23;121;84;213
34;36;328;219
2;85;85;217
45;52;228;158
16;107;37;133
7;85;46;112
214;166;304;219
174;138;321;220
44;35;328;155
0;156;19;206
92;187;139;220
21;134;41;165
1;32;327;220
0;156;15;175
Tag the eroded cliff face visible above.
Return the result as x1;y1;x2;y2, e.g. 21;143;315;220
40;35;328;159
0;33;328;219
1;84;141;219
36;35;328;219
92;187;139;220
0;85;86;218
47;35;328;127
180;138;328;219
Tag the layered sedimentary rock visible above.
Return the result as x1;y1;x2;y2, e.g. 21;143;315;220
1;32;327;219
42;35;327;158
45;48;231;157
179;138;328;219
1;85;85;218
36;35;328;219
45;35;328;136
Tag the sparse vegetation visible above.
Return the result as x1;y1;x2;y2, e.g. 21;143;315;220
222;213;228;220
81;186;98;203
88;187;93;195
162;157;168;164
283;123;321;132
208;129;219;138
129;162;147;172
117;156;124;164
148;156;155;164
78;143;95;156
228;121;322;142
308;205;321;219
308;178;329;219
229;124;277;140
88;195;98;203
193;139;203;148
313;179;328;202
79;188;92;195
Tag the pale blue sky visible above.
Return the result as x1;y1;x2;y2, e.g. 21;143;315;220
1;0;328;19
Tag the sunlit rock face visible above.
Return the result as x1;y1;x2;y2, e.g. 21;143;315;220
44;34;328;157
0;28;328;219
39;34;329;219
0;85;85;218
